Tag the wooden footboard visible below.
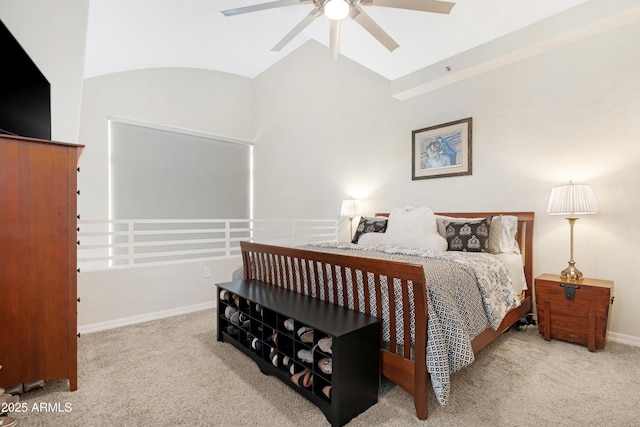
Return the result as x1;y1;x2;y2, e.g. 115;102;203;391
240;241;432;419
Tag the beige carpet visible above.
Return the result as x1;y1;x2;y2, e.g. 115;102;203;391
8;309;640;426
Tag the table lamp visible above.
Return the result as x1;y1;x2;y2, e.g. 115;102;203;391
340;199;362;238
547;181;599;281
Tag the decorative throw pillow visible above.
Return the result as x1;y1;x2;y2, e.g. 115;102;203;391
487;215;502;254
443;216;492;252
351;216;388;244
436;214;518;254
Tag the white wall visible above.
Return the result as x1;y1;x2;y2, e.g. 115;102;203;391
77;257;241;332
252;26;640;341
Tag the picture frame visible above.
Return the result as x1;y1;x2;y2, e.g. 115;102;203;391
411;117;472;180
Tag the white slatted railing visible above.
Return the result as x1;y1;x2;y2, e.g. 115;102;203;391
77;218;338;271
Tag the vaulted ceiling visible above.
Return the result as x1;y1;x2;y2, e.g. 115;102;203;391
84;0;600;80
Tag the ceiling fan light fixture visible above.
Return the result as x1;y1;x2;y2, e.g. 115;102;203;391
324;0;350;20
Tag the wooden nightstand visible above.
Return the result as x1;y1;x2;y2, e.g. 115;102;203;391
535;274;614;352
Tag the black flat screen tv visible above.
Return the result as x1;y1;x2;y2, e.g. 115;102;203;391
0;18;51;140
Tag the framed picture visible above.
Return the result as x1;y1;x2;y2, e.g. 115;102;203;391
411;117;472;180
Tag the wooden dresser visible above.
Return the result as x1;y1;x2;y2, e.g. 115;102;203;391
535;273;614;352
0;134;83;390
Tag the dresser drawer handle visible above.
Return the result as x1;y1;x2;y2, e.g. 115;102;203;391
560;283;581;300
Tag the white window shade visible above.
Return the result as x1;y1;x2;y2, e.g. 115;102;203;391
109;121;251;220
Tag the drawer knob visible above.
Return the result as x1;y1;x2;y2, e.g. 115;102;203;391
560;283;580;300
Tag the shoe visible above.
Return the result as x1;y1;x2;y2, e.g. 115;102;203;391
270;348;278;367
303;371;313;388
219;289;229;301
297;326;314;343
251;338;262;351
318;336;332;354
230;310;240;326
317;357;332;375
297;349;313;363
230;311;248;326
290;362;305;376
284;318;294;331
322;386;332;399
0;416;17;427
224;305;237;320
226;325;238;335
291;368;313;388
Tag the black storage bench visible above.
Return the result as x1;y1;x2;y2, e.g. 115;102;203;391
217;279;381;427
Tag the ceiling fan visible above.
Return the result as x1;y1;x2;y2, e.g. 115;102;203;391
221;0;456;60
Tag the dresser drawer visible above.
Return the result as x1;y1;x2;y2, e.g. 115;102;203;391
535;274;613;351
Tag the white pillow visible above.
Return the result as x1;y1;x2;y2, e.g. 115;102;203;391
418;233;448;253
358;223;447;253
499;215;520;254
385;206;440;248
357;232;388;246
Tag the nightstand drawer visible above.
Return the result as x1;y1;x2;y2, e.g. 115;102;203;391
535;274;613;352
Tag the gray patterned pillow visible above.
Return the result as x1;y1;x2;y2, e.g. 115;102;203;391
351;216;388;244
443;216;492;252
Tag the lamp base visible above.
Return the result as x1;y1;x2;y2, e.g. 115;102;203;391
560;261;583;282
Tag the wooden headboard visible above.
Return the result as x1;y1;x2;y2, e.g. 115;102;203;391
375;211;535;300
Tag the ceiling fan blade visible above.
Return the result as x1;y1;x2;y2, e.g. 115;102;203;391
361;0;455;14
329;20;341;61
350;7;399;52
272;7;323;52
221;0;311;17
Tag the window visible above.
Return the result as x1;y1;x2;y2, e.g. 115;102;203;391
99;118;253;265
109;119;251;220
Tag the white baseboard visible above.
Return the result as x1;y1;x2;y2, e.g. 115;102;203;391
608;332;640;347
78;301;216;334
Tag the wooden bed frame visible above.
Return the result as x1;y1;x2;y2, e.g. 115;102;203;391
239;211;534;420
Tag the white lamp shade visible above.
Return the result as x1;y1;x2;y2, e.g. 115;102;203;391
547;182;599;215
324;0;350;20
340;199;362;217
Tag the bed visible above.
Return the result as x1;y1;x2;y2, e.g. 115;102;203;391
237;209;534;420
